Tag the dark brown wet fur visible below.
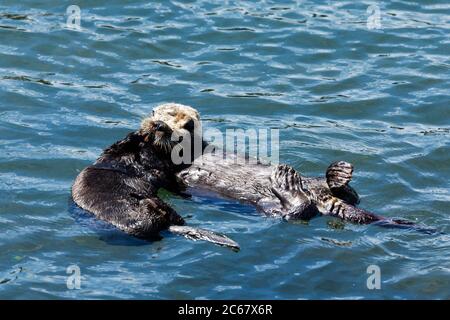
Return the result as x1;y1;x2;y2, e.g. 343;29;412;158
72;122;187;239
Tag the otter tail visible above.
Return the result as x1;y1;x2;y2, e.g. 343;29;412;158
322;196;438;234
168;225;240;251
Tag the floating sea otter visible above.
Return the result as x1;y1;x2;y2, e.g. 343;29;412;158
72;103;240;250
71;103;435;252
179;154;433;232
178;138;435;234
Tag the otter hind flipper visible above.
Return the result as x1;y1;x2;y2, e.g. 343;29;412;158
326;161;360;205
168;225;240;252
326;161;353;189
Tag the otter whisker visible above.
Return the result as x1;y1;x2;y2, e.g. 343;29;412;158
153;135;171;154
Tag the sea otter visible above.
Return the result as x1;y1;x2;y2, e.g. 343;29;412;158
72;103;434;250
177;149;435;233
71;103;240;250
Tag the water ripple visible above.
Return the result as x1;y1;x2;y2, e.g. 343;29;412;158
0;0;449;299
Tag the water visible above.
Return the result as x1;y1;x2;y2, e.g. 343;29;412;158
0;0;449;299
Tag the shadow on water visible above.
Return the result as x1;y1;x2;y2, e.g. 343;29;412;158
1;0;449;299
68;199;151;247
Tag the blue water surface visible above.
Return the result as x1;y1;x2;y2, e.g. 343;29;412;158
0;0;449;299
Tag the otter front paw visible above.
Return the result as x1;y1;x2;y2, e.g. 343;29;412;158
270;164;311;212
271;164;303;192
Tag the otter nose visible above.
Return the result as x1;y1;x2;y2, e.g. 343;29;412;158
183;119;195;131
153;120;165;131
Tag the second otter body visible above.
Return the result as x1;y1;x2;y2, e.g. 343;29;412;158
177;152;414;227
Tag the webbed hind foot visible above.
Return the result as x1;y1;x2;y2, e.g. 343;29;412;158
326;161;353;188
326;161;360;205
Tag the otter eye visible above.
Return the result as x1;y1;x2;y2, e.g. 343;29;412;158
183;119;195;131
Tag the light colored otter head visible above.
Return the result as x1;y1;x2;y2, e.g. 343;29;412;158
141;103;201;154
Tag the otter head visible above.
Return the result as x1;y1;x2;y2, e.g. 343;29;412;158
140;103;201;155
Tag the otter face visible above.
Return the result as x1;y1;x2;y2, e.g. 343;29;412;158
141;103;201;154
